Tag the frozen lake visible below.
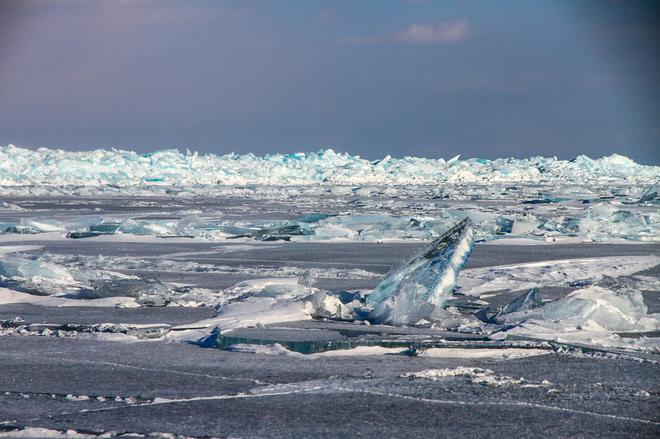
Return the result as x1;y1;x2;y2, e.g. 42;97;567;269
0;195;658;438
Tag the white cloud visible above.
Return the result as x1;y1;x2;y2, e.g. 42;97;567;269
392;19;469;44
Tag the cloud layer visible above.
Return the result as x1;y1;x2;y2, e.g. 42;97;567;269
393;19;469;44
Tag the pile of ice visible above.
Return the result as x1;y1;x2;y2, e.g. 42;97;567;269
490;285;660;352
1;145;658;187
0;254;215;306
187;220;659;352
1;219;657;353
2;200;657;242
59;214;454;241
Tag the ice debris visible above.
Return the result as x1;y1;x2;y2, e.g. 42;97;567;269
0;254;216;306
366;218;474;325
3;196;656;242
497;286;657;333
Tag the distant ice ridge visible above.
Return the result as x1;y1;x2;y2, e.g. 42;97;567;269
1;145;658;187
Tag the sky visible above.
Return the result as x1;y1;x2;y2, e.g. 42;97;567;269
0;0;658;163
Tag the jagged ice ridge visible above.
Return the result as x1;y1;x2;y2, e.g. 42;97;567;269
1;145;658;187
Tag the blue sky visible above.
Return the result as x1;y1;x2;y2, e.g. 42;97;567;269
0;0;658;163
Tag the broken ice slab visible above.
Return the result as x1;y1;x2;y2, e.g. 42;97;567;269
67;221;122;238
77;278;175;306
484;285;660;355
0;256;80;296
366;218;475;325
473;288;543;325
252;223;314;241
0;319;171;339
0;253;193;306
500;286;657;333
496;288;542;318
205;327;355;354
0;224;40;234
198;320;534;355
0;219;65;235
294;213;336;223
637;182;659;204
89;222;121;233
502;333;659;363
94;323;171;338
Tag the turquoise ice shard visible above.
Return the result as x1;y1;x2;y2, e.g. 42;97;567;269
366;218;475;325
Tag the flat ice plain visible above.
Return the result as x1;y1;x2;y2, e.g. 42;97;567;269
0;147;658;438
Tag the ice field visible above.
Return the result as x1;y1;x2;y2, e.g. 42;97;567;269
0;147;658;437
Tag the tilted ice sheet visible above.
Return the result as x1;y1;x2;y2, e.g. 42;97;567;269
366;218;475;325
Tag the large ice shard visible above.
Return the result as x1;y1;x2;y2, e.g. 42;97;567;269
366;218;475;325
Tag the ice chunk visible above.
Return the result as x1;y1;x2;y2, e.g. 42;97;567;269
495;287;542;319
366;218;475;325
309;291;356;320
20;218;65;232
218;278;313;304
0;256;80;295
75;278;175;306
193;296;313;336
488;283;660;352
500;286;657;333
457;255;660;296
476;288;543;324
0;254;193;306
